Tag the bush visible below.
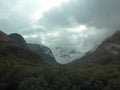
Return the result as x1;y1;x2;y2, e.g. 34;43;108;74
0;61;120;90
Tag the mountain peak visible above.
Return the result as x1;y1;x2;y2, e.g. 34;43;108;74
9;33;27;48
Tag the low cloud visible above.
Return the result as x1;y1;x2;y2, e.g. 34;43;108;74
0;0;120;63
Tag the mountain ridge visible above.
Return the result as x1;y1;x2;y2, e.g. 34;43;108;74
0;31;59;66
67;31;120;66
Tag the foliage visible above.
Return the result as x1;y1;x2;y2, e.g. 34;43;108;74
0;61;120;90
0;43;120;90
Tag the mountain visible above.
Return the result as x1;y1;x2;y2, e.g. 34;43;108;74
0;31;46;65
27;43;58;65
0;31;120;90
9;33;27;48
0;31;26;48
0;43;45;65
68;31;120;66
0;31;13;42
0;31;59;65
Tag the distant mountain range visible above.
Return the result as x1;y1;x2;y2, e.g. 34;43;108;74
68;31;120;66
0;31;58;66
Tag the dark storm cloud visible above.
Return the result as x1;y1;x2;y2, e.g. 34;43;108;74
36;0;120;63
39;0;120;30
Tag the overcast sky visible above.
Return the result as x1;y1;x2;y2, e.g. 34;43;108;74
0;0;120;63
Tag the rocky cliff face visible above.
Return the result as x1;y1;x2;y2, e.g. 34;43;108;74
68;31;120;66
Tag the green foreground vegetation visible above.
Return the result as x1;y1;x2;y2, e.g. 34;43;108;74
0;60;120;90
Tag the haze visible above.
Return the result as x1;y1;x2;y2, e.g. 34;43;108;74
0;0;120;63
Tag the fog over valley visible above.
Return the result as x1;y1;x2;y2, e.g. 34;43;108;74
1;0;120;64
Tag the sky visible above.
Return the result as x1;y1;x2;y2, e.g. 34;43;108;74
0;0;120;64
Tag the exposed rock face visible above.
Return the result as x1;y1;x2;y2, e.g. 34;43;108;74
9;33;27;48
68;31;120;66
27;43;59;65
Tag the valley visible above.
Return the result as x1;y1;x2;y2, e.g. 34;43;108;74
0;31;120;90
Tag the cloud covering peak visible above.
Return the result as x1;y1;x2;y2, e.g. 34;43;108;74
0;0;120;63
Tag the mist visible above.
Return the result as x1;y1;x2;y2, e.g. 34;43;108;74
0;0;120;63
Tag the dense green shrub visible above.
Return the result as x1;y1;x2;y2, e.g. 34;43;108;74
0;61;120;90
0;62;25;90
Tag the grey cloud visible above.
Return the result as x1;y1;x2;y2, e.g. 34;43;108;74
39;0;120;30
0;15;30;34
0;0;120;63
0;0;43;34
39;7;75;28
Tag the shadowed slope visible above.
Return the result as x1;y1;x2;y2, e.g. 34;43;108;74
68;31;120;66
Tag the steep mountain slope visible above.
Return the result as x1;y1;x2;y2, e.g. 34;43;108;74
0;31;45;65
27;43;59;65
69;31;120;66
0;31;59;66
0;43;45;65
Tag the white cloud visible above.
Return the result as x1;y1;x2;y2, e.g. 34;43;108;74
67;25;87;33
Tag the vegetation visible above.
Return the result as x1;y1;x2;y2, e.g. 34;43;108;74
0;60;120;90
0;42;120;90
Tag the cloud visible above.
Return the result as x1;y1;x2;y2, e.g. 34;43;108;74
36;0;120;63
0;0;120;63
0;0;44;33
39;0;120;30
